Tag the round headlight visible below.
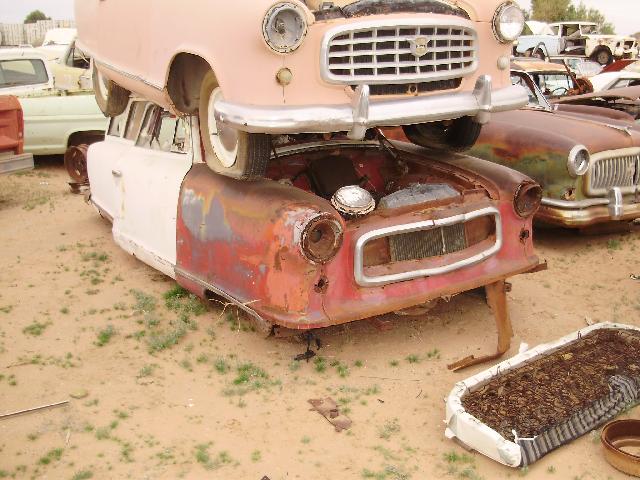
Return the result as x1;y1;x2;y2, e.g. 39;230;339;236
262;2;308;53
301;214;343;264
493;3;525;43
513;182;542;218
567;145;590;177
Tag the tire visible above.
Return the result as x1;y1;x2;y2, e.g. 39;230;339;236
592;48;613;66
92;64;130;117
199;71;270;180
402;117;482;152
64;144;89;184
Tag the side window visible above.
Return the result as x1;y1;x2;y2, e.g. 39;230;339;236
136;106;189;153
66;45;91;70
0;59;49;87
107;110;128;137
123;101;148;140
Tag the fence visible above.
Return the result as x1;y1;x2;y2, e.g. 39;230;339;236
0;19;75;47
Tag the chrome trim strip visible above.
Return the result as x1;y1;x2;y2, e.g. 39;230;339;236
174;267;267;325
95;60;164;91
214;80;527;134
541;197;610;209
354;206;502;287
319;18;478;85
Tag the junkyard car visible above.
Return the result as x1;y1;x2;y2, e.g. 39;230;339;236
467;70;640;228
512;59;591;99
515;21;638;65
590;62;640;92
87;98;542;365
0;95;34;175
554;85;640;120
76;0;528;180
0;48;106;156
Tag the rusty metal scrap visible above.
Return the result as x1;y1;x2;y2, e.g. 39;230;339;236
308;397;353;432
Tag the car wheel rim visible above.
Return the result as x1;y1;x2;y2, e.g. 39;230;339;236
208;87;238;168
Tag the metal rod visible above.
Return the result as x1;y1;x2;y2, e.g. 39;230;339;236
0;400;69;420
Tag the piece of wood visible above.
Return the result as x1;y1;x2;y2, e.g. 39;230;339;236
0;400;69;420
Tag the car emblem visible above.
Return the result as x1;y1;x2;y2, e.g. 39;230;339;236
409;37;430;58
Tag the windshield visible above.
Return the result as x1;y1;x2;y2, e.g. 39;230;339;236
532;73;574;97
624;61;640;73
581;24;599;34
0;58;49;88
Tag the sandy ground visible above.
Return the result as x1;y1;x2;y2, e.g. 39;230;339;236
0;159;638;480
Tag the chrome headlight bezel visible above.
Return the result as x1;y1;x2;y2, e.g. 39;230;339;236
567;145;590;177
492;2;525;44
262;2;308;54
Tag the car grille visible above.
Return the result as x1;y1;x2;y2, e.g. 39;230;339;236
587;152;640;196
389;223;466;262
322;22;477;86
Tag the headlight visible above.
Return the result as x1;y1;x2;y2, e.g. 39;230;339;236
567;145;590;177
513;182;542;218
262;2;308;53
301;214;343;264
493;2;525;43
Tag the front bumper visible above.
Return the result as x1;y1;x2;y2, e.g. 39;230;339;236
538;189;640;227
214;76;528;140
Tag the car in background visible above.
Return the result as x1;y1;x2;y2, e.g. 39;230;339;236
467;70;640;228
548;56;602;78
0;48;106;156
512;59;592;99
0;95;33;175
554;85;640;120
37;28;77;61
590;62;640;91
76;0;529;180
86;97;543;369
515;21;638;65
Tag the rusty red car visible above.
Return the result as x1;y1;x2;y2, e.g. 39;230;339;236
87;99;543;368
0;95;33;175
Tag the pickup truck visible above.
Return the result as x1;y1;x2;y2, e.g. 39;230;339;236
0;48;107;156
515;21;639;66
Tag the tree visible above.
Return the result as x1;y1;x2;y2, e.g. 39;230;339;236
566;2;615;34
24;10;50;24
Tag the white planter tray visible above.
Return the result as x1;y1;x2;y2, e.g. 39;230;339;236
444;322;640;467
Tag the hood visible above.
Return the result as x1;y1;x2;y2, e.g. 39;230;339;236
555;85;640;103
477;108;640;156
310;0;472;21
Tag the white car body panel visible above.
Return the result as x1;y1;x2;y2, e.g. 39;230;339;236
590;71;640;92
0;48;54;96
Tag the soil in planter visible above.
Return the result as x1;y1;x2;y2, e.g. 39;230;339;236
462;329;640;440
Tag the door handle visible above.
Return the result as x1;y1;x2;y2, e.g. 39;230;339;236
111;169;122;177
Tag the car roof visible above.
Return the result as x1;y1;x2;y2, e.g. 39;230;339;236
549;21;597;26
0;47;48;62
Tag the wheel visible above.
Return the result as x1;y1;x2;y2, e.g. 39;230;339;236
402;117;482;152
592;48;613;66
64;144;89;184
199;71;271;180
92;63;130;117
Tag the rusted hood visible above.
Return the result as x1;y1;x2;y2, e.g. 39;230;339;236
477;108;640;155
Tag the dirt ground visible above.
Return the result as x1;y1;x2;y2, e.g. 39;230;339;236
0;158;638;480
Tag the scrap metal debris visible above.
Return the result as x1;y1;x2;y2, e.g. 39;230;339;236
0;400;69;420
294;331;322;362
601;419;640;477
308;397;352;432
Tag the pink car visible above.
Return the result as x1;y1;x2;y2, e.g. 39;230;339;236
76;0;527;180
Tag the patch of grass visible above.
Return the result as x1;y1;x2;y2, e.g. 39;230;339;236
314;356;327;373
336;362;350;378
137;364;156;378
379;419;401;440
38;447;63;465
547;466;556;474
95;325;115;346
362;465;410;479
23;321;51;336
251;450;261;462
95;427;110;440
426;348;440;360
195;444;234;470
164;285;206;320
147;324;187;352
354;360;364;368
223;362;277;397
131;289;157;314
301;436;311;444
389;360;399;367
405;354;420;364
71;471;93;480
607;239;621;250
214;358;230;374
60;307;70;315
0;305;13;314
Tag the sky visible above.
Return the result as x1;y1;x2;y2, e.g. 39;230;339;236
0;0;637;35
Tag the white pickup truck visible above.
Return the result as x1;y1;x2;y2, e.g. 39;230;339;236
515;21;639;65
0;47;107;156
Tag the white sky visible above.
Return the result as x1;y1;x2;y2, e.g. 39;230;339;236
1;0;638;35
516;0;639;35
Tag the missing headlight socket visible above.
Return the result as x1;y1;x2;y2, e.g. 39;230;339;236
314;276;329;294
519;228;530;243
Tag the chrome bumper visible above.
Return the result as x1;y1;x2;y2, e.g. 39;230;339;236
353;207;502;287
214;76;528;140
539;187;640;226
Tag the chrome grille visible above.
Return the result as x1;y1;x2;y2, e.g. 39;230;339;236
389;223;466;262
322;20;477;86
587;152;640;196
